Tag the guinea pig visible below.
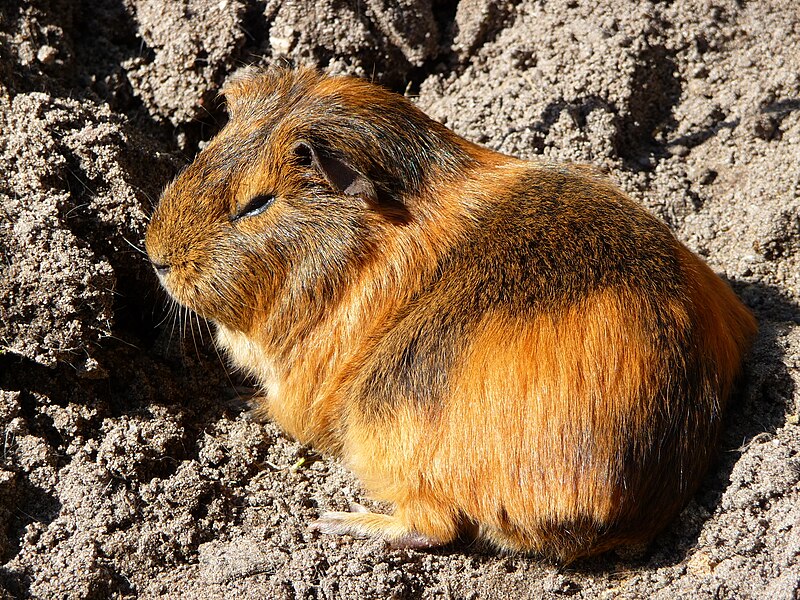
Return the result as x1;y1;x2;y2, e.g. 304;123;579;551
144;66;757;562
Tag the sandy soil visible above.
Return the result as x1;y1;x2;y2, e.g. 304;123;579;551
1;0;798;598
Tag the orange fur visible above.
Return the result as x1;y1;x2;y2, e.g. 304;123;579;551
145;67;758;561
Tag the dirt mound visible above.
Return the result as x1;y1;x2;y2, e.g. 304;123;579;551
1;1;798;598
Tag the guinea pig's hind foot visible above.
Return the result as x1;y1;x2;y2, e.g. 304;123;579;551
309;510;444;550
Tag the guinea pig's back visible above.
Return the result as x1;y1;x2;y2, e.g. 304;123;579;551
452;163;755;558
343;161;756;560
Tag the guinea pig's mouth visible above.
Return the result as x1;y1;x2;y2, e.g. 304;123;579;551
151;262;202;313
154;265;242;329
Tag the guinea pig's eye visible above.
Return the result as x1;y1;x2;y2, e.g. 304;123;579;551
231;194;275;221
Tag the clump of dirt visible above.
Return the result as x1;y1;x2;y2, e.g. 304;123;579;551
1;1;798;598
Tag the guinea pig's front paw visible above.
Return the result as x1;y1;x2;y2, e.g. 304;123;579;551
221;386;272;421
309;509;443;550
222;385;260;412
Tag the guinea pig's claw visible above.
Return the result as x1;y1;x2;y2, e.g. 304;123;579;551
309;511;368;537
348;502;369;513
309;510;442;550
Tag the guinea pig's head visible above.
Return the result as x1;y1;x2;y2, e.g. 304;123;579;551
144;67;472;334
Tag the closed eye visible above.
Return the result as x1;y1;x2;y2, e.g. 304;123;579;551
231;194;275;221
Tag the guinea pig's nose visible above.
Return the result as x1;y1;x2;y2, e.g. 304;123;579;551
151;261;171;276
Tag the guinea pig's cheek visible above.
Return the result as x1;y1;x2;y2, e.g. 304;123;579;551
189;258;251;325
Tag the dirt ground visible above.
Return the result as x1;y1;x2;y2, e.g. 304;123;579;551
0;0;798;598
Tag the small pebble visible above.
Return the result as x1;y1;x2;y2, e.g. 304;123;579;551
37;45;58;65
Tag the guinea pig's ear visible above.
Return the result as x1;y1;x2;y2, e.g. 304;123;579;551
221;69;257;119
293;140;378;204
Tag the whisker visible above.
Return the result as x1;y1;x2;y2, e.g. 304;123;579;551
154;304;173;329
121;235;148;256
188;308;200;360
178;305;189;361
168;300;179;352
181;305;189;343
194;310;205;344
65;202;91;218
